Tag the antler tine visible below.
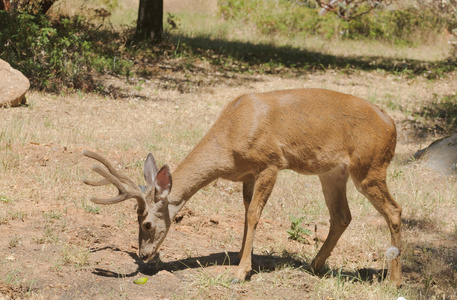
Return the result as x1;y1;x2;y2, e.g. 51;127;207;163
82;150;139;190
82;178;111;186
89;194;126;205
89;164;144;204
82;150;147;213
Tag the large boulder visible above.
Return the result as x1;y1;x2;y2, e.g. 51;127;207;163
409;134;457;175
0;59;30;107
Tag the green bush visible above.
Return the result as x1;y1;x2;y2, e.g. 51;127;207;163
219;0;448;44
344;9;447;44
0;11;132;92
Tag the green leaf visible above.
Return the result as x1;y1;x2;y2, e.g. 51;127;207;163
133;277;148;285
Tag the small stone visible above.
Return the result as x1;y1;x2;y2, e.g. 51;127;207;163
157;270;174;276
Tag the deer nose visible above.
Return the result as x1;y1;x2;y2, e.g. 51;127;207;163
139;253;149;261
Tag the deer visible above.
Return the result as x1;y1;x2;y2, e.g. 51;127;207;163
83;88;402;287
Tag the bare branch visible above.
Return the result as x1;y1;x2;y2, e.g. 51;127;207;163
317;0;389;20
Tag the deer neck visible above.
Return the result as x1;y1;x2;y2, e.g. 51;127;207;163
167;139;228;220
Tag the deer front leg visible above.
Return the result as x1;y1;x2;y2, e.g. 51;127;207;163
234;168;277;282
238;179;256;261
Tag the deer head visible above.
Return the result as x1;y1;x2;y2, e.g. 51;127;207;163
82;150;172;262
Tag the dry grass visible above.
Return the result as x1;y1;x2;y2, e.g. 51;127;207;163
1;66;457;299
173;15;452;62
165;0;219;14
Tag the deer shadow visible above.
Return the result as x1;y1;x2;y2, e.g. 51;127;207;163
89;246;388;284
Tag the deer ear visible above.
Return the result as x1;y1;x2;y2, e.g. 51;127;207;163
155;165;172;200
144;153;159;186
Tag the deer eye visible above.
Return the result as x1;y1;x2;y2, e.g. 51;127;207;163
143;222;152;230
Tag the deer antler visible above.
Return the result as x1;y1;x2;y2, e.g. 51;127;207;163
82;150;148;214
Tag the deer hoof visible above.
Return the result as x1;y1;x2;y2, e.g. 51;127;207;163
230;277;242;284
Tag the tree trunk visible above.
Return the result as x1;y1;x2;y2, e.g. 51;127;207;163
136;0;163;43
0;0;13;11
40;0;55;13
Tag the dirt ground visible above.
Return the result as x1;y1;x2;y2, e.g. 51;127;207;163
1;65;457;299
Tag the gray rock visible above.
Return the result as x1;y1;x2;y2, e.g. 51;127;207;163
0;59;30;107
409;134;457;175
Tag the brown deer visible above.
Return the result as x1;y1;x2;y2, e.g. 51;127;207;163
83;88;402;286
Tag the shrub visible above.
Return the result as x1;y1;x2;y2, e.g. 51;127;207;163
0;11;132;92
219;0;448;44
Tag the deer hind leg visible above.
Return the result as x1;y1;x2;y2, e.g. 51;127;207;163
352;167;402;287
238;179;256;261
234;168;278;282
311;164;351;273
